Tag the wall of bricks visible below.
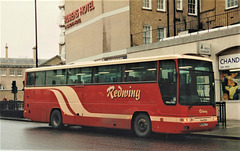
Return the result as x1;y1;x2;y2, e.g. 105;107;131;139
130;0;240;46
0;90;24;101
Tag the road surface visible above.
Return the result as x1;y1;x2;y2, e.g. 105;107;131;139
0;119;239;150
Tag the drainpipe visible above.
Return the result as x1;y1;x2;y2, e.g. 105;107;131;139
167;0;170;37
197;0;201;29
173;0;176;36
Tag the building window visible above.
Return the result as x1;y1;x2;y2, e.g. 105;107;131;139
143;0;152;9
0;84;4;90
143;25;152;44
157;27;166;41
157;0;166;11
226;0;238;9
10;70;15;76
1;70;6;76
17;70;22;76
188;0;197;15
177;0;183;10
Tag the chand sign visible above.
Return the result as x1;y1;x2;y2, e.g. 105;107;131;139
219;54;240;70
65;0;95;29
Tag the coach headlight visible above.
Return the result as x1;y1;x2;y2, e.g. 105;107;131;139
180;118;194;122
213;116;218;121
180;118;189;122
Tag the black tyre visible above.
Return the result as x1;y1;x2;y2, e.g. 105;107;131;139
50;110;63;129
133;113;152;138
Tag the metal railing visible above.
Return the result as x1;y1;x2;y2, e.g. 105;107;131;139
216;102;226;126
0;100;24;111
131;9;240;46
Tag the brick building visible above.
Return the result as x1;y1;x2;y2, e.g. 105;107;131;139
131;0;239;46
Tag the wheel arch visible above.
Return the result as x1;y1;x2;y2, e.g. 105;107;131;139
49;108;61;126
131;111;150;130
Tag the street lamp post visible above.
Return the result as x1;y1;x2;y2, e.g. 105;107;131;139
34;0;38;67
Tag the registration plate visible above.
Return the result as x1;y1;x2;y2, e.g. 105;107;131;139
200;123;208;127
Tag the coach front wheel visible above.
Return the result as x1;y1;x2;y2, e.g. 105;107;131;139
133;113;152;138
50;110;63;129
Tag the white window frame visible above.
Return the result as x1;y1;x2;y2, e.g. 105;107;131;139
225;0;238;10
1;69;6;76
188;0;197;16
157;27;166;41
157;0;166;11
0;84;4;90
17;70;22;76
143;25;152;44
177;0;183;10
142;0;152;10
10;70;15;76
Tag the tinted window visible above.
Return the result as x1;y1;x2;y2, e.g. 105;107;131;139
68;67;92;84
124;62;157;82
159;60;177;105
46;69;67;85
35;71;46;86
93;65;122;83
26;72;35;87
179;59;215;105
178;59;213;72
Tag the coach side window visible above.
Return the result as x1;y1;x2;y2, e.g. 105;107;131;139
26;72;35;87
159;60;177;105
68;67;92;84
124;62;157;82
93;65;122;83
35;71;46;86
46;69;67;85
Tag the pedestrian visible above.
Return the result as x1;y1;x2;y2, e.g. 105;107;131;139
2;96;7;101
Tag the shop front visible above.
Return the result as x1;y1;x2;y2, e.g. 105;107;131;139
219;53;240;120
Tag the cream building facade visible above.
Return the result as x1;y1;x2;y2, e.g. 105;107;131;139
64;0;130;62
0;46;62;101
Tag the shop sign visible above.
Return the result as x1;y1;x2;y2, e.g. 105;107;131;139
65;0;95;29
103;56;127;61
198;42;211;55
219;54;240;70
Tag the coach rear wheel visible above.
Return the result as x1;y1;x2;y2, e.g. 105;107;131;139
50;110;63;129
133;113;152;138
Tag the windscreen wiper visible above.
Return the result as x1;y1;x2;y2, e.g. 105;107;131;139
188;102;201;110
188;102;215;110
210;102;216;108
188;105;193;110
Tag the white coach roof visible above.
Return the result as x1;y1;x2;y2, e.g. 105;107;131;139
26;55;212;72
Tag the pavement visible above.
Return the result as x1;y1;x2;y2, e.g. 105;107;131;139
191;120;240;140
0;116;239;140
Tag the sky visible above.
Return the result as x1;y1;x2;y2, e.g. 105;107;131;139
0;0;61;59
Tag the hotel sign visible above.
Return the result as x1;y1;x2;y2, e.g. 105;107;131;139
219;54;240;70
65;0;95;29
